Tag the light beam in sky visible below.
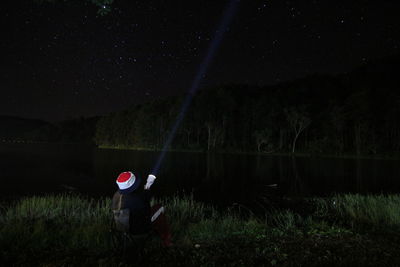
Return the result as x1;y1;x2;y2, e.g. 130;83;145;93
151;0;240;175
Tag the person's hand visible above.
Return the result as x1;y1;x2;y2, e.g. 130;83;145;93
144;174;156;190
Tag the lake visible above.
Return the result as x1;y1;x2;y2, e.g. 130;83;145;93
1;143;400;206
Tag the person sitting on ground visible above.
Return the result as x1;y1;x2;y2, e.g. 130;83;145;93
111;171;172;247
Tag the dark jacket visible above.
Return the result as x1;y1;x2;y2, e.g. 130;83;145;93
112;189;151;234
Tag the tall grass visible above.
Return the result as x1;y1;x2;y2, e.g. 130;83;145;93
2;194;110;223
0;194;266;257
154;195;210;240
307;194;400;229
332;194;400;228
153;195;266;242
265;209;302;231
1;193;399;264
0;194;113;260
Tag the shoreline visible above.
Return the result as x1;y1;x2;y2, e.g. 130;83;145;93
2;142;399;160
98;144;400;161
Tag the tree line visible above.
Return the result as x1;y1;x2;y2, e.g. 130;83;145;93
94;56;400;156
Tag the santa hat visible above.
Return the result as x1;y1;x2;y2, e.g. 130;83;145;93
116;171;141;194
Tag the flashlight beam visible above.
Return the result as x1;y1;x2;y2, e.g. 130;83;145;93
151;0;240;175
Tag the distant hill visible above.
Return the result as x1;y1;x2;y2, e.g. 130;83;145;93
0;116;50;139
0;115;99;144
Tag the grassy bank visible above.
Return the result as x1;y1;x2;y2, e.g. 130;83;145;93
1;194;400;266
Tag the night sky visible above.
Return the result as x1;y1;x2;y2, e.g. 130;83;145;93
2;0;399;121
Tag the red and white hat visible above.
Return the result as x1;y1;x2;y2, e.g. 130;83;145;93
116;171;141;193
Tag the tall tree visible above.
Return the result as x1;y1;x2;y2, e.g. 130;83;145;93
253;129;273;152
285;106;311;153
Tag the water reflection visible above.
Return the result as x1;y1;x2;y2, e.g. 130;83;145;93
1;144;400;205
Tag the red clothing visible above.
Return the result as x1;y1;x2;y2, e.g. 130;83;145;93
151;204;172;247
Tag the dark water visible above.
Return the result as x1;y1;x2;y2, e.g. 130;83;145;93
1;143;400;206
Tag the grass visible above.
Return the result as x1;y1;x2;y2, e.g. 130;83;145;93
333;194;400;228
308;194;400;229
1;194;400;266
0;194;112;262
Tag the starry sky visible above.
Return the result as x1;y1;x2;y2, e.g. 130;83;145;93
1;0;399;121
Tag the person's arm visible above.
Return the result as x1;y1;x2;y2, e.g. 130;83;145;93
144;174;156;190
143;174;156;203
